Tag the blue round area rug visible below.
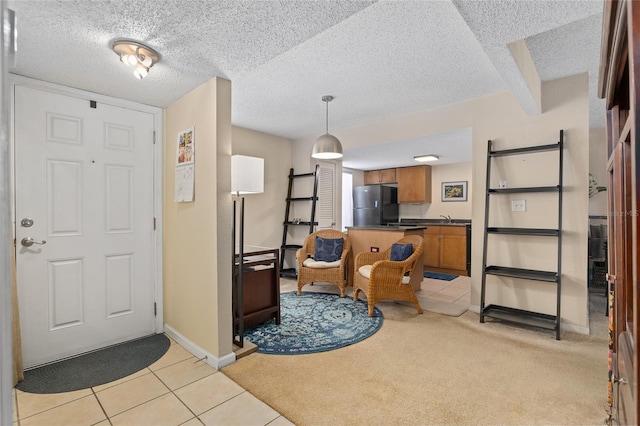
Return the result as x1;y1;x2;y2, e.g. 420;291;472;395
245;291;383;355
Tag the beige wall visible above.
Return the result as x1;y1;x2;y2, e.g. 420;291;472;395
589;128;608;218
163;78;233;361
293;73;591;331
345;168;365;188
231;126;292;249
400;162;473;220
508;39;542;113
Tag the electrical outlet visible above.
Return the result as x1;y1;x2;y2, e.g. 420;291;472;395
499;180;508;188
511;199;526;212
371;247;379;252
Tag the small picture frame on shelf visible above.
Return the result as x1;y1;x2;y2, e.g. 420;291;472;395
442;181;467;202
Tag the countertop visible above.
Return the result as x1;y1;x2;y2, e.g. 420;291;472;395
393;218;472;227
345;225;427;231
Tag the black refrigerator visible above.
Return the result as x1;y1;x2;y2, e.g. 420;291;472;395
353;184;399;226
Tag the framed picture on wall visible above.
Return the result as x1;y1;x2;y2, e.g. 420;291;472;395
442;181;467;202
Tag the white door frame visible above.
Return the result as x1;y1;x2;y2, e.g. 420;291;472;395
1;3;13;423
9;74;164;333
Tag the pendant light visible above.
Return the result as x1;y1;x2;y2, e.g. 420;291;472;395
311;95;343;159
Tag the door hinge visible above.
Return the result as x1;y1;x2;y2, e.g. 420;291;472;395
153;131;156;145
154;302;157;316
153;217;156;230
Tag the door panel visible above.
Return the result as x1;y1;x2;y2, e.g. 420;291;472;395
440;233;467;270
423;227;440;268
618;332;637;425
15;85;156;367
48;258;84;330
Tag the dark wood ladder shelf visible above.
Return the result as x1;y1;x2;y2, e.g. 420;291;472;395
279;165;319;278
482;305;558;331
480;130;564;340
488;186;559;194
484;265;558;282
486;227;559;237
489;142;561;157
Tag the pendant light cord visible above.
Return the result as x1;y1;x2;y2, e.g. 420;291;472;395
325;100;329;134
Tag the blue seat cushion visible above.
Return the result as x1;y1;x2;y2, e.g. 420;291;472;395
315;237;344;262
390;243;413;261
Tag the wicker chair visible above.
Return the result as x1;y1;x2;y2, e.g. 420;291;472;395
296;229;351;297
353;235;425;316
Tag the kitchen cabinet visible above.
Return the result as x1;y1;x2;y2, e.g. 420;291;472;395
423;225;469;276
364;168;396;184
397;165;431;203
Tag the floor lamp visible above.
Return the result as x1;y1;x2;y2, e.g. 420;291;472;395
231;155;264;348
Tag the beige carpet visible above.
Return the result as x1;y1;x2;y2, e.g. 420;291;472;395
222;290;608;425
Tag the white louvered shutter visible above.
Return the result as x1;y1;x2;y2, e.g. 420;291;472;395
317;162;336;229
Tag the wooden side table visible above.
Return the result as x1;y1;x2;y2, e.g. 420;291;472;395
234;246;281;330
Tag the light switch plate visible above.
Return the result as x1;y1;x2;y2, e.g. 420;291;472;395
512;199;526;212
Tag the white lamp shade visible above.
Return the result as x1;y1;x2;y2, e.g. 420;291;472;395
133;64;148;79
231;155;264;194
139;54;153;67
120;54;137;66
311;133;343;159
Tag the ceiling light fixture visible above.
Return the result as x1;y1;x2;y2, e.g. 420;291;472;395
311;95;343;159
112;39;160;79
414;154;439;162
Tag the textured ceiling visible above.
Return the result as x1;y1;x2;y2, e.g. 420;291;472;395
7;0;604;170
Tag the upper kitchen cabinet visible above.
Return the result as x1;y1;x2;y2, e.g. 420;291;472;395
364;168;396;184
397;165;431;203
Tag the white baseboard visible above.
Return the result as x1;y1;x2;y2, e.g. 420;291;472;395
561;322;590;335
468;304;589;335
163;324;236;370
469;304;480;314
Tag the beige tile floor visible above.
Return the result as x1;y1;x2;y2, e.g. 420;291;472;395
13;336;294;426
13;274;469;426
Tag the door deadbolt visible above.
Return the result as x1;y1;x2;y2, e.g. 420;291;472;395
20;218;34;227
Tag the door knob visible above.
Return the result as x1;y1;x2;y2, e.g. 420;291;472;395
614;376;628;385
21;237;46;247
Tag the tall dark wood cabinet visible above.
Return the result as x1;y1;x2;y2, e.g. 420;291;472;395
599;1;640;423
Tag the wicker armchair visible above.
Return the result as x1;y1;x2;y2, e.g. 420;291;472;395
353;235;424;316
296;229;351;297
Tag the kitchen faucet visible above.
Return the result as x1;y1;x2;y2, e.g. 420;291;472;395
439;214;452;224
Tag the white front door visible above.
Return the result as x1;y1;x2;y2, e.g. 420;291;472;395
15;85;157;368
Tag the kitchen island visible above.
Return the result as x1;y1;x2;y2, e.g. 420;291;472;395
346;226;426;291
389;219;471;276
